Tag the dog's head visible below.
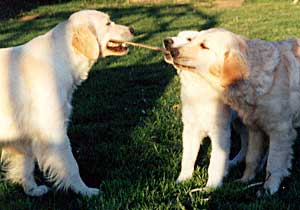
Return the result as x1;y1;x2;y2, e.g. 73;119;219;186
165;28;249;87
163;31;200;67
69;10;134;60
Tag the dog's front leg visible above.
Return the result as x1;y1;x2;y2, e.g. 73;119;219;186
176;123;205;183
206;129;231;188
33;135;100;197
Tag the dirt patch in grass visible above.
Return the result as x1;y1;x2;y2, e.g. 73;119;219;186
18;13;40;22
127;0;190;3
214;0;244;8
127;0;244;8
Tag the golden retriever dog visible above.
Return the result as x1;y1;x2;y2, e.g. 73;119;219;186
0;10;133;197
167;27;300;196
163;31;248;188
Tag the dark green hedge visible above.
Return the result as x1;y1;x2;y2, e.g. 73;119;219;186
0;0;71;20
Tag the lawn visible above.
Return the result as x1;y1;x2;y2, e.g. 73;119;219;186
1;0;300;209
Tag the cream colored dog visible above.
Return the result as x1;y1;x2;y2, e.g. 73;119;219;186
168;28;300;196
163;31;248;188
0;10;133;197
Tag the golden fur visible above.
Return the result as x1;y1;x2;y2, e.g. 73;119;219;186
170;28;300;196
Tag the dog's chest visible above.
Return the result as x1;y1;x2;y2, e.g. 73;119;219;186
179;72;221;100
179;72;230;128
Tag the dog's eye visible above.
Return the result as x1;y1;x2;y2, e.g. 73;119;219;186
200;43;209;49
187;38;192;42
106;22;111;26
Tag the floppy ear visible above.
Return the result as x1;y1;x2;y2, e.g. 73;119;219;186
221;50;249;87
72;25;99;60
293;39;300;58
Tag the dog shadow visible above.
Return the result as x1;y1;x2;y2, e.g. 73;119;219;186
69;61;176;186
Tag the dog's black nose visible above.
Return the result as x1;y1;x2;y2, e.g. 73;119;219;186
170;47;179;57
129;27;134;34
163;38;174;49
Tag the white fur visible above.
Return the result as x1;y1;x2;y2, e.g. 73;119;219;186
164;31;248;188
0;10;133;197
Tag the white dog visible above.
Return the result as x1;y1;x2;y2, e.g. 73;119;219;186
0;10;133;197
163;31;248;188
168;28;300;196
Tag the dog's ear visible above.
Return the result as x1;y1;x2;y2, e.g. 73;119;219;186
220;50;249;87
72;25;99;60
293;39;300;58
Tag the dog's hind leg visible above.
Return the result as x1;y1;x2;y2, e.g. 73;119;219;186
239;128;265;183
33;135;100;197
259;125;296;196
1;147;49;196
229;120;248;168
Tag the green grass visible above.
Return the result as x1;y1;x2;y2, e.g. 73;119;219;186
1;0;300;209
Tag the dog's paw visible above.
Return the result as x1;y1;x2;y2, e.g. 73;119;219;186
235;177;250;183
25;185;49;197
261;176;280;196
256;188;273;198
236;172;256;183
80;187;101;197
205;178;222;188
176;174;192;184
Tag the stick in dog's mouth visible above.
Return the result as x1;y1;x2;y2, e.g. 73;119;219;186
109;39;202;75
109;39;169;54
109;40;204;76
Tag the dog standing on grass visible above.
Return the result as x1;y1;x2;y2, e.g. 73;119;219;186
0;10;134;197
163;31;248;188
167;28;300;196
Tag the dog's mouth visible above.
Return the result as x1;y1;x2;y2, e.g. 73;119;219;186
163;43;173;64
106;40;128;53
173;61;196;70
164;51;197;71
164;53;173;64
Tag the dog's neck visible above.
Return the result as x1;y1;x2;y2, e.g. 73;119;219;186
222;80;256;123
51;21;97;87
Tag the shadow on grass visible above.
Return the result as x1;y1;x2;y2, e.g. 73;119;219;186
69;2;218;186
0;0;71;20
70;62;176;186
205;141;300;210
0;3;218;47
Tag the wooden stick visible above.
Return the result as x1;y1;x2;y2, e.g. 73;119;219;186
109;39;169;54
243;182;264;190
